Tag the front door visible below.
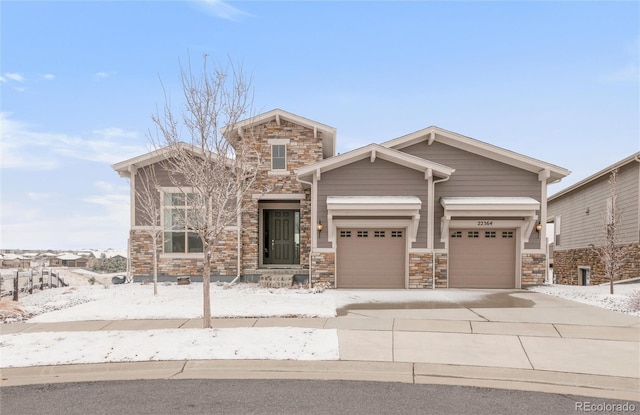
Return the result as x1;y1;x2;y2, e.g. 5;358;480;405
263;209;299;265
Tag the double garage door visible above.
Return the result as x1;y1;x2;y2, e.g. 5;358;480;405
448;229;516;288
336;228;405;288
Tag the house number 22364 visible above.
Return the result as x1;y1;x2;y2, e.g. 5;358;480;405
477;221;493;226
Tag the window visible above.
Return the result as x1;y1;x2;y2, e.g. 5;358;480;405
467;231;479;238
391;230;403;238
340;230;351;238
374;230;385;238
163;192;203;254
271;144;286;170
485;231;496;238
357;230;368;238
502;231;514;239
451;231;462;238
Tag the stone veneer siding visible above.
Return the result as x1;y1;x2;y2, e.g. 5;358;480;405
553;244;640;285
240;119;323;273
435;253;448;288
130;229;238;278
521;253;546;286
409;252;433;288
311;252;335;287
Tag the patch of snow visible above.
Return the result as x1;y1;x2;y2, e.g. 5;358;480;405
528;283;640;317
0;327;340;368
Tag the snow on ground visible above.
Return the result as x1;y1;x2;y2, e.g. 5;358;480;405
528;282;640;317
2;280;639;368
20;283;337;323
0;327;339;368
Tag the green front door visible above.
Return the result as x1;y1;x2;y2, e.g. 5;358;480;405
263;209;299;265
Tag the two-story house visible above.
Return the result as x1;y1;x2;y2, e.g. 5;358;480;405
113;109;569;289
548;152;640;285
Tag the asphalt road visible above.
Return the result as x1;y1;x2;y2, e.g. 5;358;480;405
2;379;638;415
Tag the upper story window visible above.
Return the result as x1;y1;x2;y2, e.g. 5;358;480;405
268;138;290;173
272;144;286;170
163;191;203;254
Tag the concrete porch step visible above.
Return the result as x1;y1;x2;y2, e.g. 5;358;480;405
259;274;294;288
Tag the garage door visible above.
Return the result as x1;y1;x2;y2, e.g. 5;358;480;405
337;228;405;288
448;229;516;288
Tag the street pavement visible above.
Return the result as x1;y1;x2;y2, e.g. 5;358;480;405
1;290;639;401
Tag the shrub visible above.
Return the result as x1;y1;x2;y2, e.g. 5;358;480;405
627;289;640;312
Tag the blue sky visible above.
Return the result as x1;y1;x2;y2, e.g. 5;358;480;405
1;0;638;250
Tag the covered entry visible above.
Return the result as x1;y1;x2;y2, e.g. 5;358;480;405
448;229;516;288
337;228;406;288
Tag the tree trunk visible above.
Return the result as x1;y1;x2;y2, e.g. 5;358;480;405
202;245;212;328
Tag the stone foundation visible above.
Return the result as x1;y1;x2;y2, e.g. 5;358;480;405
553;244;640;285
521;253;546;286
311;251;335;288
409;252;433;288
130;229;238;278
435;253;448;288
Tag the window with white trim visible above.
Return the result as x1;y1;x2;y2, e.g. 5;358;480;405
163;192;203;253
271;144;286;170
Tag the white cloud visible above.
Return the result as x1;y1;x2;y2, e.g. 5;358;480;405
192;0;250;21
4;73;25;82
95;71;115;80
0;75;5;83
92;127;139;140
0;112;147;169
42;74;55;80
26;192;54;201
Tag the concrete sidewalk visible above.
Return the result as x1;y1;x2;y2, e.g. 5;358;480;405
1;291;639;401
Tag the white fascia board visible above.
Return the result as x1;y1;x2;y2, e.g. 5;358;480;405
383;126;570;181
549;151;640;201
296;144;454;180
227;109;337;158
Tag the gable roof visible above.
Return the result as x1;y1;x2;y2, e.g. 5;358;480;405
112;142;230;179
549;151;640;201
224;109;337;159
382;126;570;183
296;143;455;183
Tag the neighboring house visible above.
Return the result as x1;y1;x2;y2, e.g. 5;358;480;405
52;253;90;268
113;109;569;289
548;152;640;285
0;254;31;269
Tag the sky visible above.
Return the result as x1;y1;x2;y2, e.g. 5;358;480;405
1;0;638;250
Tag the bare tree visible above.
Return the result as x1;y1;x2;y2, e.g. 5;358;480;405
151;55;261;328
594;169;625;294
135;166;162;296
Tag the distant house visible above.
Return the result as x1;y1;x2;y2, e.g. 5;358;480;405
114;109;569;289
54;253;90;268
548;152;640;285
1;254;30;269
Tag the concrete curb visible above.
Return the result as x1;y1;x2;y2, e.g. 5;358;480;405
2;360;638;401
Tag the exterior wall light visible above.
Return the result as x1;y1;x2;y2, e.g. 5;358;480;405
317;221;324;235
535;222;542;233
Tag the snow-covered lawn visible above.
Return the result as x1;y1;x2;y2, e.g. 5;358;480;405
528;282;640;317
1;277;638;368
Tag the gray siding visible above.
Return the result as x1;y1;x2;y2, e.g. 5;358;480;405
134;163;176;227
317;158;429;249
548;161;639;249
400;141;542;249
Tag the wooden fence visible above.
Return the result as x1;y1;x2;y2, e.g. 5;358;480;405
0;269;68;301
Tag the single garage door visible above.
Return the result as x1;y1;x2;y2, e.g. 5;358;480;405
448;229;516;288
337;228;406;288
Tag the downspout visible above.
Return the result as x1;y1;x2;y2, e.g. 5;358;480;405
230;190;242;285
298;177;314;289
127;165;137;283
431;175;451;289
